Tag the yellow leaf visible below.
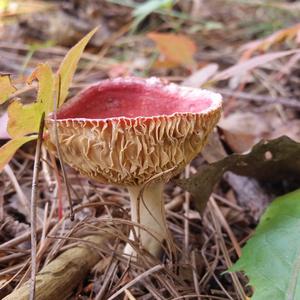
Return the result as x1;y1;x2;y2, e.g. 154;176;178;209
147;32;196;67
57;27;98;106
7;101;43;138
27;63;54;115
0;74;16;104
0;136;37;172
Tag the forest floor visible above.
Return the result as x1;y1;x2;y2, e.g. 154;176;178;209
0;1;300;299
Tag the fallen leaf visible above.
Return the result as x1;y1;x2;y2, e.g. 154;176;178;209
213;49;300;81
7;101;43;138
0;136;37;172
270;120;300;142
57;27;98;106
27;63;54;115
182;63;219;87
240;23;300;60
230;189;300;300
0;74;16;104
224;172;270;220
176;136;300;212
148;32;196;67
201;130;226;163
219;112;274;153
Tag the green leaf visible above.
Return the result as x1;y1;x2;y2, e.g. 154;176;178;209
133;0;173;17
0;74;16;104
57;27;98;106
0;136;37;172
7;101;43;138
27;63;55;115
230;189;300;300
131;0;174;32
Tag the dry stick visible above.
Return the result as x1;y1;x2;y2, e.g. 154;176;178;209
53;75;74;221
3;233;114;300
30;112;45;300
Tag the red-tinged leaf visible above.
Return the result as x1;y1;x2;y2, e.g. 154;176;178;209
57;27;98;106
0;136;37;172
0;74;16;104
27;63;54;115
7;101;43;138
213;49;300;81
148;32;196;67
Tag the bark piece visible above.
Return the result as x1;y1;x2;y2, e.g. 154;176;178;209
4;233;113;300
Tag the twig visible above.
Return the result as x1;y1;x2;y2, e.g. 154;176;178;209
107;264;164;300
53;75;74;220
4;233;115;300
30;112;45;300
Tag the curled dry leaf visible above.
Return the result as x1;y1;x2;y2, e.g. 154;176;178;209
176;136;300;212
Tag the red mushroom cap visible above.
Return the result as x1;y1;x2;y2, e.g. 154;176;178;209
45;77;222;185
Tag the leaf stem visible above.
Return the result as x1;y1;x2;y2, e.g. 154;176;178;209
30;112;45;300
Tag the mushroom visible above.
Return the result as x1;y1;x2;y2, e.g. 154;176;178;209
45;77;222;258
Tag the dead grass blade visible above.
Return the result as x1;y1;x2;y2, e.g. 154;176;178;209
213;49;300;81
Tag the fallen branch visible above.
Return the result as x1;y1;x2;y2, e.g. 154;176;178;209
4;233;114;300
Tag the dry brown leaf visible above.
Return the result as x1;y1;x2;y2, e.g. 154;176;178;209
177;136;300;212
219;112;272;153
147;32;196;67
240;23;300;60
270;120;300;142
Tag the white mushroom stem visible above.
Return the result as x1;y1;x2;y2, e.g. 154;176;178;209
124;181;168;258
